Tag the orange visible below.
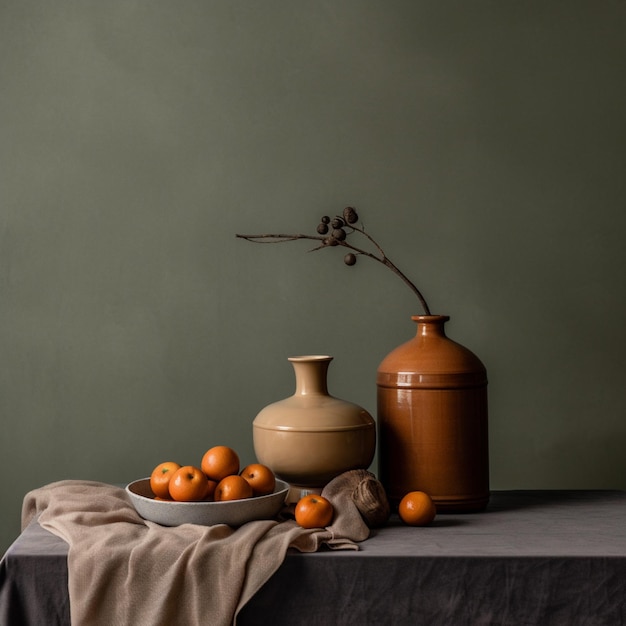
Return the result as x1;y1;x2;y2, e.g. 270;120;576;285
294;494;334;529
168;465;209;502
398;491;436;526
203;479;218;501
240;463;276;497
201;446;240;482
214;474;253;501
150;461;182;499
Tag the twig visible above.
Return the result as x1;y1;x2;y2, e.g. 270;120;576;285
236;210;431;315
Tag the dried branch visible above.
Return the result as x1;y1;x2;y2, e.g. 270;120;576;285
236;208;431;315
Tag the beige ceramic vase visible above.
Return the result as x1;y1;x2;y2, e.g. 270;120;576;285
377;315;490;512
253;355;376;501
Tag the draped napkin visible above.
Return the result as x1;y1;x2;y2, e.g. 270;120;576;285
21;469;389;626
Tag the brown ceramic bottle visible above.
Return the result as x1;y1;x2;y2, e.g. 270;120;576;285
377;315;489;512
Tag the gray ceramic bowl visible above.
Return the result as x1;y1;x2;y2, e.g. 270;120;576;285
126;478;290;527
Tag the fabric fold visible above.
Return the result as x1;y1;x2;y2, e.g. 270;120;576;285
21;470;389;626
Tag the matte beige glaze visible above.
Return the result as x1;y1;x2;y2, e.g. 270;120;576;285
253;356;376;496
377;316;489;512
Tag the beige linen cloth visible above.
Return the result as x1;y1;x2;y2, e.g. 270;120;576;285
21;469;389;626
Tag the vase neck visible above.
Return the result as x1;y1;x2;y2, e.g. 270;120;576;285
411;315;450;338
289;355;332;395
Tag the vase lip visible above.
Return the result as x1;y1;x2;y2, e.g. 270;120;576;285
411;314;450;323
288;355;334;363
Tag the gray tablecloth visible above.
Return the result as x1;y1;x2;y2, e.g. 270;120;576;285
2;490;626;625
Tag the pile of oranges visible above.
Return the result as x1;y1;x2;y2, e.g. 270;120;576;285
149;445;337;529
149;445;276;503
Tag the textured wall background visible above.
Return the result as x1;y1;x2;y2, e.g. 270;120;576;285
2;1;625;553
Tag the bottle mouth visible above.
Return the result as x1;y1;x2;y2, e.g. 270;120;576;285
288;355;333;363
411;315;450;323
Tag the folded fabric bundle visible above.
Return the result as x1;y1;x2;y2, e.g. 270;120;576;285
21;469;389;626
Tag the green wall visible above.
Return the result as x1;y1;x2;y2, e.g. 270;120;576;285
2;1;625;553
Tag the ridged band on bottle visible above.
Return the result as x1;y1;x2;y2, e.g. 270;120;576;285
253;422;376;433
376;371;488;389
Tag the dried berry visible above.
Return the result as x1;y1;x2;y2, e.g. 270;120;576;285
332;228;347;241
343;206;359;224
344;253;357;266
321;216;330;224
317;223;329;235
324;237;339;246
331;217;345;229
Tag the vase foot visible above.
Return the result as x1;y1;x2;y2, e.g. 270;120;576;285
286;485;323;504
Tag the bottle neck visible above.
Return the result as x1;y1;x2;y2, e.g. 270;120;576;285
289;355;332;395
411;315;450;338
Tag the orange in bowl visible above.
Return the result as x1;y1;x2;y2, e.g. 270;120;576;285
240;463;276;497
201;446;240;482
168;466;209;502
149;461;181;499
214;474;254;502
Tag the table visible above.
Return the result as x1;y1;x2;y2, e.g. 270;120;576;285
2;491;626;625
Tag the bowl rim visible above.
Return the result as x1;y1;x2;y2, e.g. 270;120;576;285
126;477;290;506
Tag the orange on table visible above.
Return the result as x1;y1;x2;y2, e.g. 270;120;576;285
168;465;209;502
294;494;334;529
150;461;182;499
398;491;436;526
214;474;253;501
240;463;276;496
201;445;240;482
